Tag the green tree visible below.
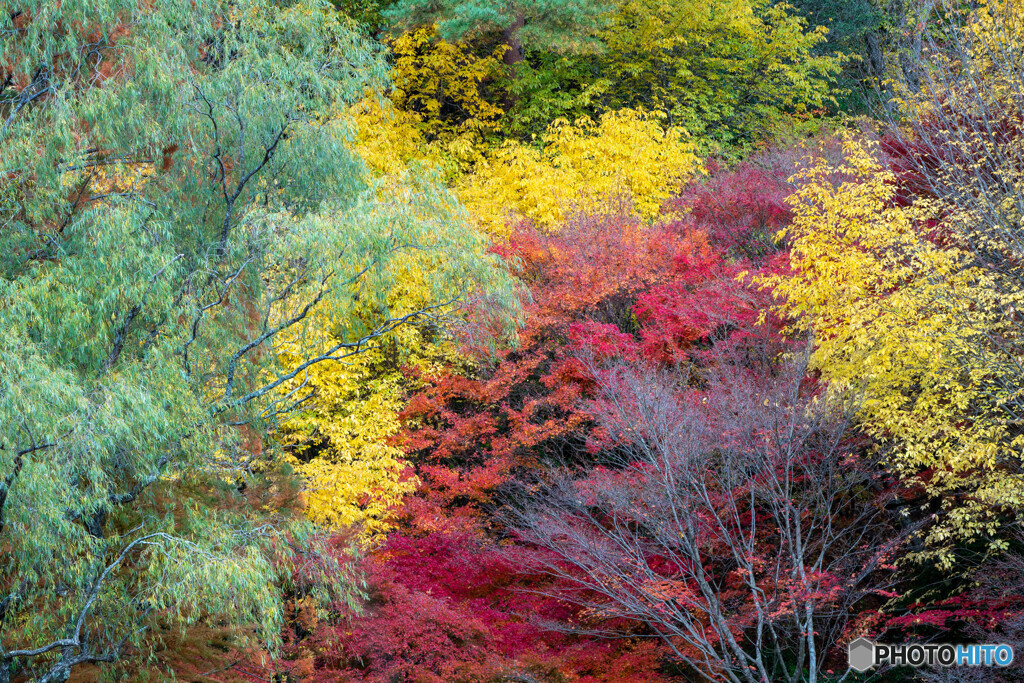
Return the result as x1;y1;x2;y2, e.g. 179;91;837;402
787;0;886;111
0;0;515;680
596;0;843;144
330;0;395;31
494;0;845;143
383;0;613;67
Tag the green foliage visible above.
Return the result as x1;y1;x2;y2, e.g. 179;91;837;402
0;0;518;679
330;0;395;29
495;0;845;147
498;51;608;138
787;0;886;111
373;0;845;148
597;0;844;145
382;0;613;52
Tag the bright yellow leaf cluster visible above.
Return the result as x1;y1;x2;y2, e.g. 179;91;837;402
387;27;505;170
276;346;415;545
349;98;437;178
762;139;1024;564
458;109;702;236
344;28;506;181
276;252;472;545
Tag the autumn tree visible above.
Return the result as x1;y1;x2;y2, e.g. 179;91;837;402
766;0;1024;558
399;146;806;535
275;530;675;682
595;0;843;144
266;130;871;681
761;138;1013;562
458;108;702;235
395;212;677;534
0;0;515;679
383;26;506;168
881;0;1024;554
505;351;905;682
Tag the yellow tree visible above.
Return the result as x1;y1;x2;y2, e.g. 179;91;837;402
274;111;520;544
386;27;506;171
458;108;702;235
763;139;1023;564
592;0;843;145
276;247;482;544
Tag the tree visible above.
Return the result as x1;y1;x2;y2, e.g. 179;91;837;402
330;0;395;30
399;146;804;538
275;248;485;545
762;137;1021;563
877;0;1024;556
382;0;614;68
786;0;887;111
385;26;506;167
457;109;701;235
505;351;904;682
594;0;843;145
0;0;515;679
276;530;674;682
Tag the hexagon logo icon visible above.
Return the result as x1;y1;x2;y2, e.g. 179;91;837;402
848;638;875;672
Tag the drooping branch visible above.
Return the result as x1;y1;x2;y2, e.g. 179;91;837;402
0;435;57;534
228;296;460;411
103;254;184;372
1;532;165;676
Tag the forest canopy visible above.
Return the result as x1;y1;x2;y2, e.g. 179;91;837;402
4;0;1024;682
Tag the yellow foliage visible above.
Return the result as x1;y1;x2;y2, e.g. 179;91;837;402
972;0;1024;44
280;87;522;545
595;0;839;145
386;27;505;171
343;27;507;182
349;99;436;178
277;253;470;545
762;138;1024;564
276;338;419;546
458;109;702;236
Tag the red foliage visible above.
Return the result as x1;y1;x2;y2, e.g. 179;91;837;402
298;531;674;682
288;146;875;681
392;152;807;547
631;230;763;364
663;145;811;256
880;543;1024;648
885;596;1024;632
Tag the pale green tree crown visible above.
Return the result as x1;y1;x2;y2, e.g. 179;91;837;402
383;0;615;53
0;0;518;680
